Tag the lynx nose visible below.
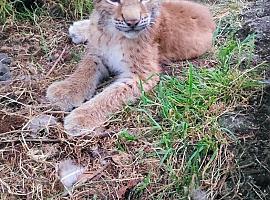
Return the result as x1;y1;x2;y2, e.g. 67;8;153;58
124;19;140;28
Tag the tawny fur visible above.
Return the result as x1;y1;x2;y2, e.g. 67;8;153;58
46;0;215;136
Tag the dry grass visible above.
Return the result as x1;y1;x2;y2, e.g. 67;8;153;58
0;0;267;199
0;12;163;200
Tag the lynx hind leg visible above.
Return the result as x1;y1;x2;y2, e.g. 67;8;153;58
69;20;91;44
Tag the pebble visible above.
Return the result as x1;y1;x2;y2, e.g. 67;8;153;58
0;53;11;81
27;114;58;135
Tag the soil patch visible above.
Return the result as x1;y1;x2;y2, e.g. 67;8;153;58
220;86;270;199
0;112;26;133
236;0;270;62
220;0;270;198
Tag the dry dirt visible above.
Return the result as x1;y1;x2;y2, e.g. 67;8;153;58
236;0;270;62
220;0;270;199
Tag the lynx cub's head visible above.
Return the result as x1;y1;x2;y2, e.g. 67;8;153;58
94;0;160;38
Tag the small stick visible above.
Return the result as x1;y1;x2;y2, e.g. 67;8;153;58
78;163;110;184
0;138;61;143
45;45;67;78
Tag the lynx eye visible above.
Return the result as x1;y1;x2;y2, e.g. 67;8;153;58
106;0;120;5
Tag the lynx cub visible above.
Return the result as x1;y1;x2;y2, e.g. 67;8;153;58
46;0;215;136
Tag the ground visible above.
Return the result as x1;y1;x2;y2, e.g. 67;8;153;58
221;1;270;198
0;0;269;199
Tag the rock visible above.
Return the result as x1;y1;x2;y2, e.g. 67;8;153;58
191;189;208;200
236;0;270;62
0;64;11;81
0;53;11;81
27;114;58;135
0;53;11;65
219;113;257;134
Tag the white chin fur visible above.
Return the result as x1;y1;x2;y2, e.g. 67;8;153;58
123;31;140;39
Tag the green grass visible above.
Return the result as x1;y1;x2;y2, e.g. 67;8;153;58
131;68;259;198
0;0;14;23
0;0;93;24
54;0;93;19
113;10;264;199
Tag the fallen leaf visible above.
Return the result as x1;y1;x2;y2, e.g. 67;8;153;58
57;159;86;190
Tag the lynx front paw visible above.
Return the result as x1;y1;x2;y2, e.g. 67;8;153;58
68;20;90;44
46;81;87;111
64;108;104;136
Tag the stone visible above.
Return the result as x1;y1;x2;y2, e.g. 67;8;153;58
0;53;11;81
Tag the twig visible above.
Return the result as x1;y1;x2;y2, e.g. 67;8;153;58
69;163;111;194
45;45;67;78
0;94;29;107
254;155;270;173
80;177;143;185
0;138;61;143
78;163;110;184
248;183;265;200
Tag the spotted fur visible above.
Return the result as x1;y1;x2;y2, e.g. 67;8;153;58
46;0;215;136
